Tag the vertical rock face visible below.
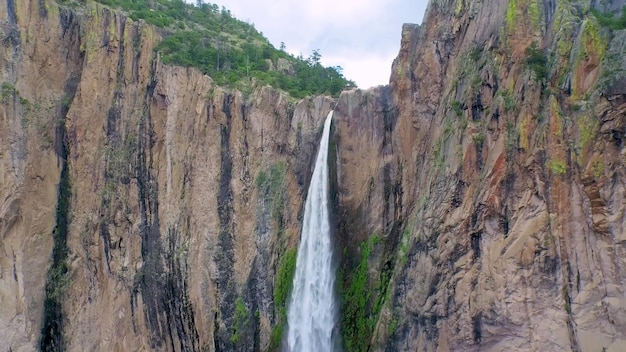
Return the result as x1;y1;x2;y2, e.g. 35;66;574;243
332;0;626;351
1;0;626;351
0;1;332;351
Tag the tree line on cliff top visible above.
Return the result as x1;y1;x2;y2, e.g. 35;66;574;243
71;0;355;98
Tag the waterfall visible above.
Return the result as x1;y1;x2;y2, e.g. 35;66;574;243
287;111;337;352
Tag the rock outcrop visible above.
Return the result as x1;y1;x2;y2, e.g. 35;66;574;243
1;0;626;351
0;1;332;351
332;0;626;351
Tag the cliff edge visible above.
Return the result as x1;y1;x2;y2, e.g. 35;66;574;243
1;0;626;351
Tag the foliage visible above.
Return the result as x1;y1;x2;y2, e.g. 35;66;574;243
498;89;516;112
505;121;518;156
524;42;549;81
433;137;445;168
257;162;287;223
451;100;463;117
528;0;541;29
256;162;286;193
259;162;294;350
273;248;297;315
398;226;410;265
591;6;626;30
91;0;354;98
269;248;297;350
577;114;598;157
548;159;567;175
61;95;73;109
338;234;396;351
576;16;608;76
506;0;517;31
469;46;483;62
231;297;249;344
1;82;16;101
340;236;383;352
40;151;71;351
593;160;604;179
389;317;399;336
472;132;485;146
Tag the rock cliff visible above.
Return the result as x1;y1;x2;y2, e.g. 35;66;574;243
0;1;332;350
332;0;626;351
1;0;625;351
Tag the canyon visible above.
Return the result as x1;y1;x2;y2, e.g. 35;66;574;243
1;0;626;351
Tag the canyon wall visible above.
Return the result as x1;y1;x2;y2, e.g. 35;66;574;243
0;1;333;350
331;0;626;351
1;0;626;351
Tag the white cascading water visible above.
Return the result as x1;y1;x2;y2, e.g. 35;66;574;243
287;111;337;352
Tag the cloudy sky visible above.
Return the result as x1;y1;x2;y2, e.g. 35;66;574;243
190;0;429;89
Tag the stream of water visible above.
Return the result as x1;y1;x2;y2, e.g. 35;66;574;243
287;111;337;352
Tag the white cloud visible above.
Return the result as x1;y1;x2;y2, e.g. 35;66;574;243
322;53;397;89
301;0;380;25
188;0;428;88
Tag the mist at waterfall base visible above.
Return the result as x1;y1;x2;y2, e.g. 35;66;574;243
286;111;338;352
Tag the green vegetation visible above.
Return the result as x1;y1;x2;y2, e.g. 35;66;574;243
340;236;388;352
447;99;468;136
398;226;411;265
417;195;428;211
591;6;626;30
101;132;136;205
257;162;287;222
498;89;516;112
231;297;249;344
577;114;598;158
19;98;33;127
505;120;518;156
528;0;541;30
469;46;483;63
40;148;71;351
451;100;463;117
388;317;399;336
433;137;445;169
443;121;454;138
524;42;549;81
0;84;63;144
90;0;354;98
454;0;464;15
256;162;286;194
548;159;567;175
60;95;73;109
579;17;608;63
506;0;517;31
1;82;16;101
562;285;572;313
341;239;373;352
593;160;604;179
257;162;296;350
269;248;297;350
553;1;577;62
472;132;485;147
599;38;626;90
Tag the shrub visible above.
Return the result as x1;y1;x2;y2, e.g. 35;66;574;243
231;297;249;344
525;42;549;81
340;236;388;352
472;132;485;146
548;159;567;175
1;82;16;101
451;100;463;117
591;6;626;30
269;248;297;350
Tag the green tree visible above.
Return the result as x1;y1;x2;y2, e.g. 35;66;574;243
96;0;354;97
